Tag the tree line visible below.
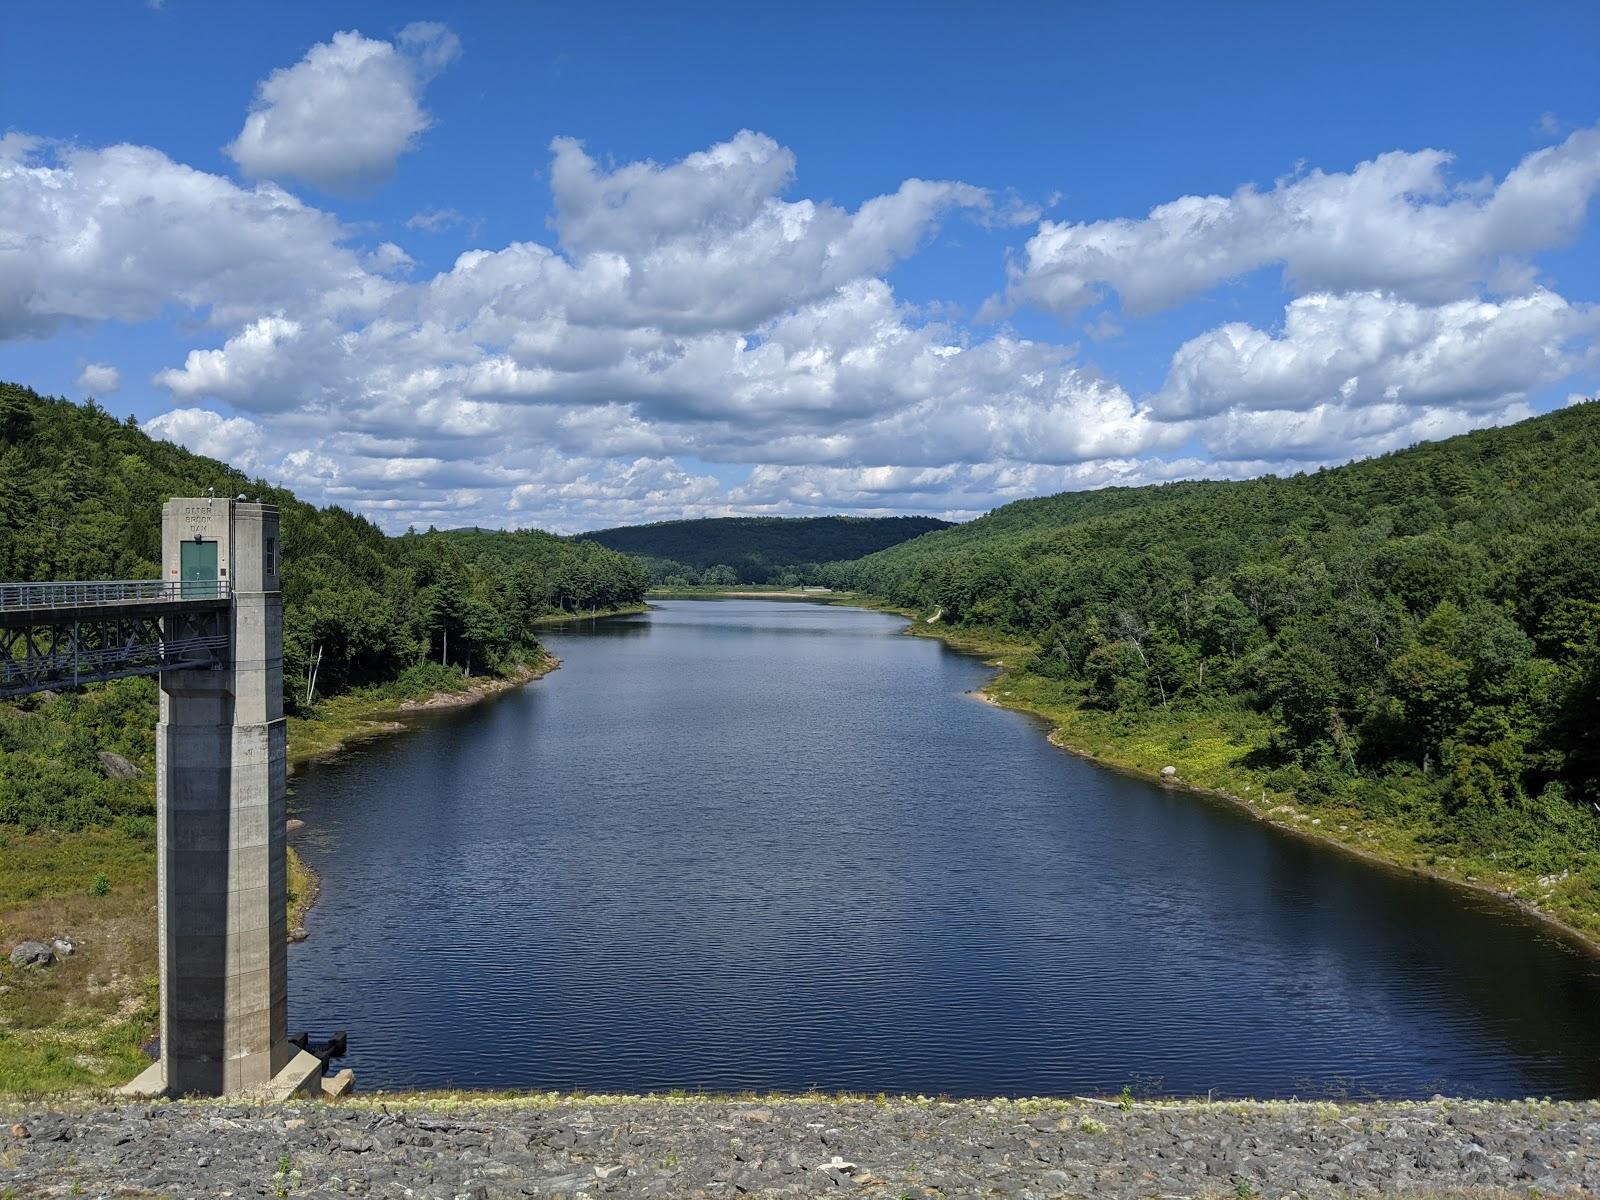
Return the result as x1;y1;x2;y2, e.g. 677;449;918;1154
827;402;1600;865
579;514;950;585
0;382;647;829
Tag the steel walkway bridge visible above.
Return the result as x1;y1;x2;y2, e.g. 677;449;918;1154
0;580;232;699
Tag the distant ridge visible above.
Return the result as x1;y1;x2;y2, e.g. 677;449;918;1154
578;514;952;585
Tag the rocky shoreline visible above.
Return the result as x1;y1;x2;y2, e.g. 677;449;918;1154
3;1095;1597;1197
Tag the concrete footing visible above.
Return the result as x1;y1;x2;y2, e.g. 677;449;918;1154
113;1061;167;1099
254;1050;328;1101
116;1055;354;1102
320;1068;356;1098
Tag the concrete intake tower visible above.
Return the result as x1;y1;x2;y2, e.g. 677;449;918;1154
119;498;334;1098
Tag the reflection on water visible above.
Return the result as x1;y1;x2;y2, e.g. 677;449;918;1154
289;600;1600;1097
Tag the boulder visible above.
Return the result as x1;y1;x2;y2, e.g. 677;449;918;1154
9;941;55;968
52;936;78;958
1160;765;1178;780
98;751;143;779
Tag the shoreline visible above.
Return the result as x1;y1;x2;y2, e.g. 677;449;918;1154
287;653;561;773
884;603;1600;961
528;602;648;625
0;650;569;1095
1032;719;1600;961
283;652;563;936
647;588;846;601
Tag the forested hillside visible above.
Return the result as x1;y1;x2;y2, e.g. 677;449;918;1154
578;515;951;585
830;403;1600;883
433;527;648;616
0;381;646;829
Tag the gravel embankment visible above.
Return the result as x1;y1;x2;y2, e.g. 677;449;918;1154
3;1096;1597;1197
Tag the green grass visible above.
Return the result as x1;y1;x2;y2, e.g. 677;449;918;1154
0;827;158;1092
0;826;153;910
0;826;320;1093
1;655;557;1096
528;603;649;624
284;653;555;768
0;1001;155;1095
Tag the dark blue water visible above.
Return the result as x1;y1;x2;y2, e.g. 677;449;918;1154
288;600;1600;1097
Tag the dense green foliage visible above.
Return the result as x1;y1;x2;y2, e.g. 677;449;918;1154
577;515;951;585
831;403;1600;865
433;527;649;615
0;382;645;831
0;678;157;832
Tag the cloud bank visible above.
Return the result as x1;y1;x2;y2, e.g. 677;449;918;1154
995;126;1600;319
2;40;1596;531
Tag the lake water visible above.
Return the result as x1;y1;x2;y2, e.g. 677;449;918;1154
287;599;1600;1097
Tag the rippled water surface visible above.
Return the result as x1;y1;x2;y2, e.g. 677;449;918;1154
289;600;1600;1096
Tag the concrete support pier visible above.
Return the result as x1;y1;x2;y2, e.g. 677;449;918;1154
122;498;318;1097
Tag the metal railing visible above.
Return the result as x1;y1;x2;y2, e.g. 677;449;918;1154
0;580;230;610
0;631;232;695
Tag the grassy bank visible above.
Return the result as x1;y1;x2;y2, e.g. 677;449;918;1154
285;652;558;768
0;653;558;1095
889;609;1600;953
528;603;649;625
0;828;157;1092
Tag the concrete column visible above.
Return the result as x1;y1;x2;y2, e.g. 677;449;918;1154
224;503;289;1090
149;499;292;1095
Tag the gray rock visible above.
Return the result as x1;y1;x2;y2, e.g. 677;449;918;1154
8;940;54;968
51;936;78;957
97;750;143;779
0;1097;1596;1198
1519;1149;1556;1182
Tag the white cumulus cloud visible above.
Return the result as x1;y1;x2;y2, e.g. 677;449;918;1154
76;363;119;393
1154;289;1598;420
154;316;343;411
544;131;991;333
998;124;1600;320
0;137;389;338
226;23;459;196
144;408;266;471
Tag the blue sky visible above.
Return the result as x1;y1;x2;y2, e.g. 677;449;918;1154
3;2;1597;530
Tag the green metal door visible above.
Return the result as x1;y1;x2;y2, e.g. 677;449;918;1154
180;540;217;597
